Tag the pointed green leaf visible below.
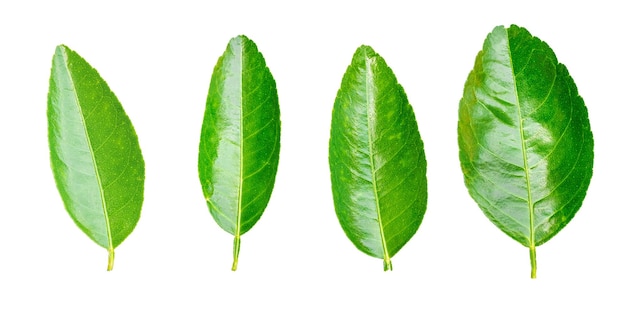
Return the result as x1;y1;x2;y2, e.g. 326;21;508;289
329;45;427;271
47;45;145;271
458;25;594;278
198;35;280;271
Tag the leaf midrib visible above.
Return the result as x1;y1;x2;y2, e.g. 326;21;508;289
364;54;391;266
61;47;113;251
505;34;535;248
235;41;244;241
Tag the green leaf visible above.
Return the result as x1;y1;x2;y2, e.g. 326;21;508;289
47;45;145;271
198;35;280;271
329;45;427;271
458;25;594;278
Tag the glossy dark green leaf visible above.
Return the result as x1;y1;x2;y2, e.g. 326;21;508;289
198;35;280;271
458;25;594;278
48;45;145;271
329;45;427;271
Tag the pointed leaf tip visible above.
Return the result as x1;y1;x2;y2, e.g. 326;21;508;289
234;34;250;41
356;44;374;53
353;45;378;61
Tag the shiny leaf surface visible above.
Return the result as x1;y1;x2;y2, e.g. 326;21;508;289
198;35;280;271
329;45;427;271
48;45;145;271
458;25;594;278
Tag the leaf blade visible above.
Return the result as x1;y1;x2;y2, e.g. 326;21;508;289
47;45;145;270
329;45;427;270
198;35;280;270
458;25;594;277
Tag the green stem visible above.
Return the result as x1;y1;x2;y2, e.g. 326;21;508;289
529;245;536;279
383;256;393;271
107;248;115;271
232;235;241;271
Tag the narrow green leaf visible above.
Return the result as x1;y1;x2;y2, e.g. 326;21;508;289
458;25;594;278
198;35;280;271
329;45;427;271
47;45;145;271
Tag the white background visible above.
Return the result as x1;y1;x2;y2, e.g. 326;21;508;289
1;1;624;312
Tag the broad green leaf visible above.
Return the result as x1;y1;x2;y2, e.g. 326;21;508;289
458;25;594;278
329;45;427;271
198;35;280;271
47;45;145;271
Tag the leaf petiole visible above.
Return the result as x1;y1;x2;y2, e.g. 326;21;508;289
530;245;536;279
232;235;241;271
383;257;393;271
107;248;115;271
